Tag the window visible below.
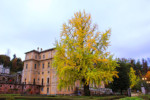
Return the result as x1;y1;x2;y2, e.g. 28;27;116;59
39;55;41;59
42;78;44;86
47;88;49;94
33;78;35;84
25;78;26;84
42;72;44;74
48;62;50;68
42;63;44;69
43;54;45;59
35;55;37;59
47;78;49;84
26;64;28;69
41;87;43;91
48;71;50;73
34;64;36;69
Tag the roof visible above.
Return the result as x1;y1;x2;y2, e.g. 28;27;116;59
40;48;55;53
25;48;55;54
25;50;39;54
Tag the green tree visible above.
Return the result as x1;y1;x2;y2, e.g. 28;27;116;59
135;60;142;76
11;54;23;72
142;59;148;75
129;67;140;89
53;11;119;96
0;55;11;67
110;58;130;94
110;58;141;94
131;59;147;76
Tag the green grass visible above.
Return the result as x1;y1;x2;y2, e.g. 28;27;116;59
0;95;126;100
138;95;150;100
3;94;150;100
119;95;150;100
0;94;21;96
119;97;143;100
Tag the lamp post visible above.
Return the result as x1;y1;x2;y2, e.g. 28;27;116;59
146;81;150;94
142;77;147;81
141;77;147;94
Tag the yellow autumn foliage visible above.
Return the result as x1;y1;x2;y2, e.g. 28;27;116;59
129;67;140;88
53;11;119;90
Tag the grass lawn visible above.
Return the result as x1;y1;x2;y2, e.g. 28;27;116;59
1;94;150;100
0;94;126;100
119;97;143;100
15;95;126;100
119;95;150;100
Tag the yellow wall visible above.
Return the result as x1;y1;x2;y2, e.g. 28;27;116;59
22;49;74;94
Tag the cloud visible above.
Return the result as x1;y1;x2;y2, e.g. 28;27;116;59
0;0;150;61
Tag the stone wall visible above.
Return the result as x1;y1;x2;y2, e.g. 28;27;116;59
78;88;113;96
0;83;40;94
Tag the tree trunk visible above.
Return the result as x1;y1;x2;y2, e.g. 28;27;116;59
120;89;123;95
84;84;90;96
82;78;90;96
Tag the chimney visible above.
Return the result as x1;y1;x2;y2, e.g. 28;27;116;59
41;48;42;52
37;47;39;51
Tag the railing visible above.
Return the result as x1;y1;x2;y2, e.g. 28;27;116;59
0;81;52;87
0;81;21;84
25;82;52;86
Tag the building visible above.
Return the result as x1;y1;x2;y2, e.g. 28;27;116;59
22;48;76;95
22;48;106;95
0;64;10;74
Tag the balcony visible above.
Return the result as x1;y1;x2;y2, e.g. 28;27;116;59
22;82;51;87
26;82;41;86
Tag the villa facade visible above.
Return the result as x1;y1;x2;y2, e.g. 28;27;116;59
22;48;105;95
22;48;76;95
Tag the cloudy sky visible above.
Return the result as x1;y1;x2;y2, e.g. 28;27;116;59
0;0;150;61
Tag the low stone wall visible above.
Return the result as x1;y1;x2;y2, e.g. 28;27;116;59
0;83;40;94
78;88;113;96
131;93;139;97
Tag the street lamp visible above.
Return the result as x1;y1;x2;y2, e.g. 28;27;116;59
146;80;150;94
142;77;147;81
141;77;147;94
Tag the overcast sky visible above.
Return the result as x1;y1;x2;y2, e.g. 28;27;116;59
0;0;150;61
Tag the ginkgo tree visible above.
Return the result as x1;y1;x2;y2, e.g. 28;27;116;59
53;11;119;96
